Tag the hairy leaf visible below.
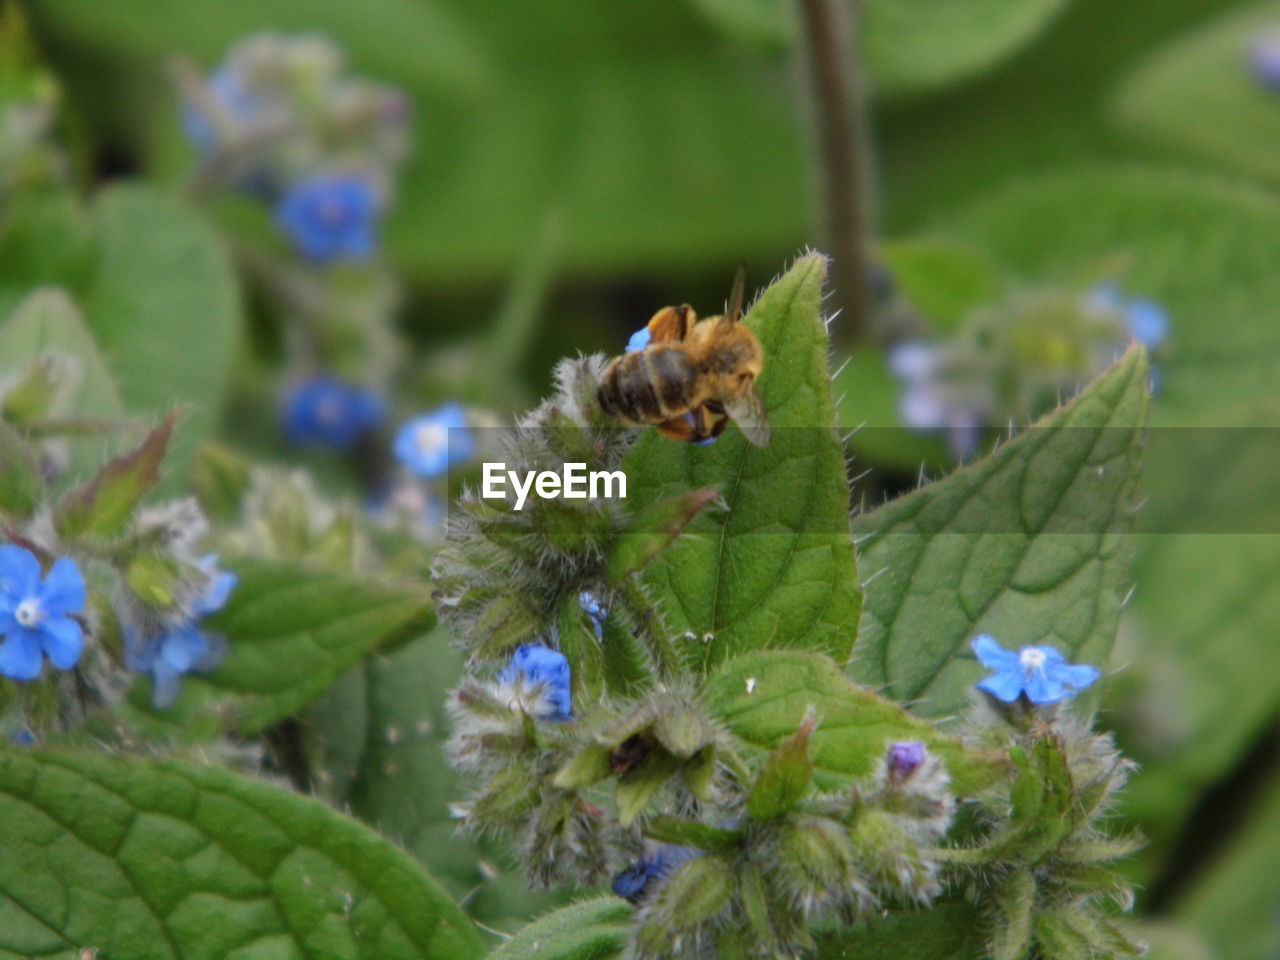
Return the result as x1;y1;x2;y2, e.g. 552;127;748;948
0;287;128;479
0;421;41;517
83;185;240;492
704;650;1010;795
851;345;1149;717
1111;2;1280;190
197;560;435;733
488;897;632;960
624;254;860;672
813;900;986;959
0;747;482;960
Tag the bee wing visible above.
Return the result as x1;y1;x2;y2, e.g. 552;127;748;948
724;263;747;325
647;305;693;343
725;380;771;447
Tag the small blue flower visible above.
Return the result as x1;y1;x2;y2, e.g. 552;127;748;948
1251;32;1280;91
276;174;381;263
887;340;986;460
971;635;1101;705
127;556;237;708
579;591;607;641
496;643;572;721
0;545;86;681
282;375;384;450
393;403;474;478
612;845;700;903
1088;284;1169;351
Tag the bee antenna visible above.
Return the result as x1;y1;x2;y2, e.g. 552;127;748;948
725;262;747;324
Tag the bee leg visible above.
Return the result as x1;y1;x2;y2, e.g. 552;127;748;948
656;415;697;442
647;304;696;343
701;400;730;439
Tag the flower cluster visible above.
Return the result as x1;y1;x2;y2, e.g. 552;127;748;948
178;32;409;263
1250;30;1280;91
889;282;1169;459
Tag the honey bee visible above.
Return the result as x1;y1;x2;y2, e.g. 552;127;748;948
597;266;771;447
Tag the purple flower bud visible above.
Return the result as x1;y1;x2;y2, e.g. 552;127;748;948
887;740;927;783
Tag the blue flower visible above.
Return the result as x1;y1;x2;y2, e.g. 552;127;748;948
127;555;237;708
393;403;474;478
0;545;86;681
887;340;987;461
579;591;607;641
496;644;572;721
282;375;384;450
612;845;700;903
971;635;1101;705
1088;284;1169;351
1251;32;1280;91
276;174;381;263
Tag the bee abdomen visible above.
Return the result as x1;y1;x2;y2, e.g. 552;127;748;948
598;347;697;424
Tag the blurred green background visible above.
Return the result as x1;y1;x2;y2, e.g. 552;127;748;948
6;0;1280;956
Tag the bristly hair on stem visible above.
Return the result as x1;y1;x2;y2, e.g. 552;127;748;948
795;0;875;348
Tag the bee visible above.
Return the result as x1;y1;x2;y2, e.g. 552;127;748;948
597;266;771;447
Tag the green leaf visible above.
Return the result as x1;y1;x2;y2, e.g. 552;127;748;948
1111;2;1280;190
0;421;41;517
196;559;436;734
305;633;564;928
82;185;240;492
812;900;987;959
881;237;1005;333
0;287;129;479
605;488;720;585
851;345;1150;717
949;168;1280;873
54;412;176;541
29;0;489;97
864;0;1068;94
704;650;1011;796
689;0;1068;94
746;706;816;820
624;254;860;672
489;897;632;960
0;747;482;960
643;815;743;852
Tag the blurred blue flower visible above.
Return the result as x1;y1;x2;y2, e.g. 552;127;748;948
1251;32;1280;91
612;845;701;903
887;340;987;461
971;634;1101;705
282;375;384;450
496;644;572;721
393;403;474;478
276;174;380;263
127;555;238;708
182;66;259;155
1088;284;1169;351
0;545;86;681
579;591;607;641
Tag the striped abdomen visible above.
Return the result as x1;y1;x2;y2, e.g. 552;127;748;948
598;346;700;424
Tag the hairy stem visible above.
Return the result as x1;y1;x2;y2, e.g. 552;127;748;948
796;0;874;346
615;576;679;682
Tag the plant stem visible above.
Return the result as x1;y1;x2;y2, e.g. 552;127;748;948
796;0;874;346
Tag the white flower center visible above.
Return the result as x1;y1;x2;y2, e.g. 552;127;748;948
1018;646;1047;673
14;599;43;628
318;197;345;225
315;395;344;425
415;422;448;455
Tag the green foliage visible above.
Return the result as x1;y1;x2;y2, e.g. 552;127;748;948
746;706;816;820
196;560;435;734
851;345;1150;718
487;897;633;960
0;286;128;477
704;650;1011;795
0;420;41;516
55;412;175;541
80;185;240;492
0;747;482;960
0;185;240;487
1111;1;1280;189
812;901;987;959
625;254;861;673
